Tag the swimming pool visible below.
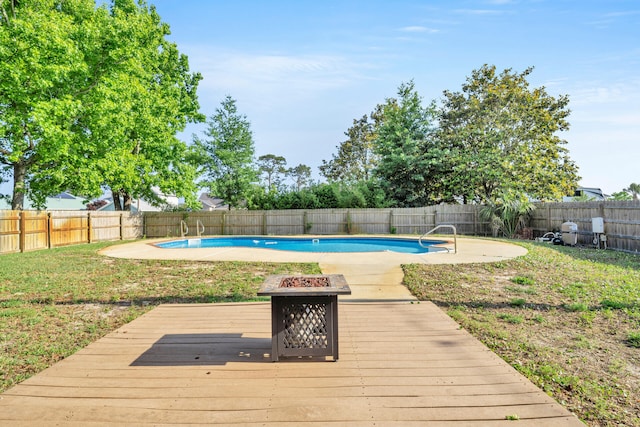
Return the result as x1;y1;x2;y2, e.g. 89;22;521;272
155;237;447;254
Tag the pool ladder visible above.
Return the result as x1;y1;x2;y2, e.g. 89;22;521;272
419;225;457;254
180;220;205;237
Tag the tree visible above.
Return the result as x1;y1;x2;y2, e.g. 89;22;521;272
373;80;439;207
437;65;579;204
0;0;203;210
194;96;257;209
611;191;632;201
624;183;640;200
257;154;287;191
287;164;311;191
319;114;378;183
0;0;93;209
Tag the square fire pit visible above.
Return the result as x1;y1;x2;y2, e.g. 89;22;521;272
258;274;351;362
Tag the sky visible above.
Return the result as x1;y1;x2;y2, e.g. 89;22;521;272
153;0;640;196
2;0;639;198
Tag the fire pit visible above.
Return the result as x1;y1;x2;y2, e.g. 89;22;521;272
258;274;351;361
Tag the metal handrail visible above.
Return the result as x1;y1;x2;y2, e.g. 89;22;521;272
419;224;457;254
196;220;205;237
180;220;188;237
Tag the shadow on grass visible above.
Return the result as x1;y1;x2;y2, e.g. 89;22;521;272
1;295;270;307
427;299;638;312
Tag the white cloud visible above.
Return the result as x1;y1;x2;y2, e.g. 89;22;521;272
398;26;439;34
569;80;640;107
184;47;369;98
454;9;504;15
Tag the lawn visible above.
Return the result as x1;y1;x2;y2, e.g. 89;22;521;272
403;241;640;426
1;240;638;426
0;241;321;392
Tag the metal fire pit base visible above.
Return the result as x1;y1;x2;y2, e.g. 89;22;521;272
258;274;351;362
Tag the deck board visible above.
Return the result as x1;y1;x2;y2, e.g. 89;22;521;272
0;302;582;426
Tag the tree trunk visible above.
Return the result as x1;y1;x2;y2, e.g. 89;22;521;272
11;162;27;210
123;192;132;211
112;190;123;211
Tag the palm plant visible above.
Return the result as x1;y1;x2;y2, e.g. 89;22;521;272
624;183;640;200
480;191;536;238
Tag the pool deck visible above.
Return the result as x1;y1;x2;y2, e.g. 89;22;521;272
100;236;529;301
0;236;584;425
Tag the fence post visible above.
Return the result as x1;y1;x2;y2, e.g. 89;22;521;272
47;212;52;248
19;211;25;253
87;212;92;243
120;212;124;240
263;212;267;235
303;211;308;234
389;210;394;234
221;212;226;235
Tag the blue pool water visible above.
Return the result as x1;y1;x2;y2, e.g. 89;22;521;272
156;237;447;254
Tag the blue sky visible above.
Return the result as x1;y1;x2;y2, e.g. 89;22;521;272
1;0;637;199
146;0;639;195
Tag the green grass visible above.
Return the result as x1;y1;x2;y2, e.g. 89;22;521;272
0;241;321;392
403;242;640;426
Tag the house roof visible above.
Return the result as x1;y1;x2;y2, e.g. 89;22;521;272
198;193;228;210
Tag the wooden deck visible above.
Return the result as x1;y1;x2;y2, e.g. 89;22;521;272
0;302;582;426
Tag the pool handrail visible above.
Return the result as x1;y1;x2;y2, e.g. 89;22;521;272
419;225;457;254
196;220;205;237
180;220;188;238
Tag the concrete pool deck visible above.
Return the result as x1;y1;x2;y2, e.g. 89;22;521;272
100;236;529;301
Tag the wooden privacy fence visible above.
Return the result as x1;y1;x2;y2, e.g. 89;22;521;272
2;201;640;255
530;200;640;252
143;206;488;239
0;211;143;254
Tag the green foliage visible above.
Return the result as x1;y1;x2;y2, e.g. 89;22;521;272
320;114;378;182
437;65;579;204
610;191;632;201
286;163;311;191
257;154;287;191
373;80;441;207
0;0;203;210
623;183;640;201
565;302;589;312
627;331;640;348
480;190;535;238
249;181;390;210
511;276;535;286
194;96;257;209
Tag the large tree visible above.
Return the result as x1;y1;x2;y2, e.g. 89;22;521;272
437;64;579;203
194;96;257;209
373;80;440;207
0;0;203;210
0;0;93;209
319;114;378;183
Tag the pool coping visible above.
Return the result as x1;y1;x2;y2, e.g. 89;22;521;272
100;235;528;265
